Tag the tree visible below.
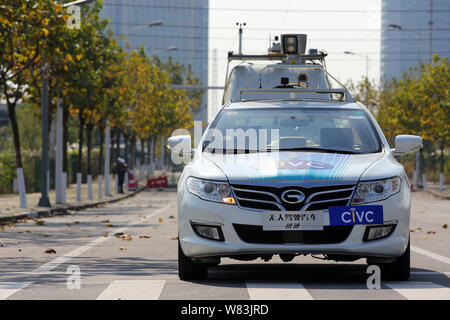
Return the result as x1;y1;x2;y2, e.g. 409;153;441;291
346;77;379;114
377;55;449;186
0;0;66;169
0;0;67;206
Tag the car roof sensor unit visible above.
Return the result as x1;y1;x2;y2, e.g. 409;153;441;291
281;34;307;63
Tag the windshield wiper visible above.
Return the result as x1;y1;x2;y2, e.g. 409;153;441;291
274;147;358;154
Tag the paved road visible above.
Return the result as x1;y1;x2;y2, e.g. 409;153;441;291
0;189;448;300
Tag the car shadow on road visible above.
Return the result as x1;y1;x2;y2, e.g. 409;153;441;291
201;263;450;287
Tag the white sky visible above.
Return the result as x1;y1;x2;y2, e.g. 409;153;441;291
208;0;381;112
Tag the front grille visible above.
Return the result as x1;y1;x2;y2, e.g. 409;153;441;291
233;224;353;244
231;184;355;211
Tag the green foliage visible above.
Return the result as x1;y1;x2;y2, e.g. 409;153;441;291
16;103;41;151
0;153;16;193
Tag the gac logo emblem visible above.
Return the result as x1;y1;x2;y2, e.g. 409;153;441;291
281;190;305;204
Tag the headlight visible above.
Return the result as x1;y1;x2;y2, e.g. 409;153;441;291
352;176;401;204
186;177;236;204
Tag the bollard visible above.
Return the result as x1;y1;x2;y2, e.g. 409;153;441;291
98;175;103;199
61;172;67;204
87;175;93;200
76;172;82;202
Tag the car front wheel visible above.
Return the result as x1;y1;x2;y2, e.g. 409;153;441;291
178;240;207;280
379;239;410;281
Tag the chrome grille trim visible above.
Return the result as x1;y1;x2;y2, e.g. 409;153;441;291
231;185;356;212
301;197;353;211
231;187;285;211
305;187;355;203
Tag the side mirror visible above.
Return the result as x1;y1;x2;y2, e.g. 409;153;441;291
167;135;194;155
393;135;422;155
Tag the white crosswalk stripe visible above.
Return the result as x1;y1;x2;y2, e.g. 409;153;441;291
384;282;450;300
0;282;33;300
2;278;450;300
246;282;314;300
96;280;166;300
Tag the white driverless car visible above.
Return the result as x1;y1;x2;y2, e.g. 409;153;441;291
171;34;422;281
172;99;421;281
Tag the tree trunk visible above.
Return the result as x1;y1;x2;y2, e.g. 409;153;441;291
147;138;151;164
86;124;93;176
98;125;105;175
131;136;136;169
6;101;23;168
115;129;120;159
63;103;69;173
140;138;145;166
77;111;85;174
124;134;129;164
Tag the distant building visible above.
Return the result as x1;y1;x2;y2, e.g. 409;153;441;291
380;0;449;82
100;0;209;122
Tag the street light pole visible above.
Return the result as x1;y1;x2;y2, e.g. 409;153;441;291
38;64;51;207
344;51;369;79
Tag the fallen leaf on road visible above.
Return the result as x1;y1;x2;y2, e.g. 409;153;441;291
39;234;50;238
45;248;56;254
106;224;114;228
35;220;45;225
119;248;127;251
169;215;175;219
410;229;415;232
18;249;21;252
158;218;163;223
114;232;124;237
73;221;80;224
0;226;5;230
25;230;32;233
103;233;109;237
443;224;448;229
426;231;436;234
121;236;132;241
171;237;179;240
421;236;429;240
101;220;110;223
139;235;152;239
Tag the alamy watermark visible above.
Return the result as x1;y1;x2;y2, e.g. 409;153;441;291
66;265;81;290
66;5;81;30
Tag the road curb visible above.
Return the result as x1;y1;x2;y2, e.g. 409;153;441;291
0;186;147;224
424;189;450;200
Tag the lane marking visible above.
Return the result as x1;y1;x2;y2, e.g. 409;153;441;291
246;282;313;300
0;282;33;300
96;280;166;300
411;245;450;265
384;282;450;300
0;205;171;300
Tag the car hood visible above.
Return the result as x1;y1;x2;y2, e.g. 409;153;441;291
202;151;384;186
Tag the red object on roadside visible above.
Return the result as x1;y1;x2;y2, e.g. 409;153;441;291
147;176;168;189
128;170;138;191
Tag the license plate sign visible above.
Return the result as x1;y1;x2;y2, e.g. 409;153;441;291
262;211;324;231
329;205;383;226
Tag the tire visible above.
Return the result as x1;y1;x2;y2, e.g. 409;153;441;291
379;239;410;281
178;240;207;280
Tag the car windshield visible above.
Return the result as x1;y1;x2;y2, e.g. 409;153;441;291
204;107;382;154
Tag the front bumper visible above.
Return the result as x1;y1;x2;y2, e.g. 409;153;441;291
178;189;410;259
